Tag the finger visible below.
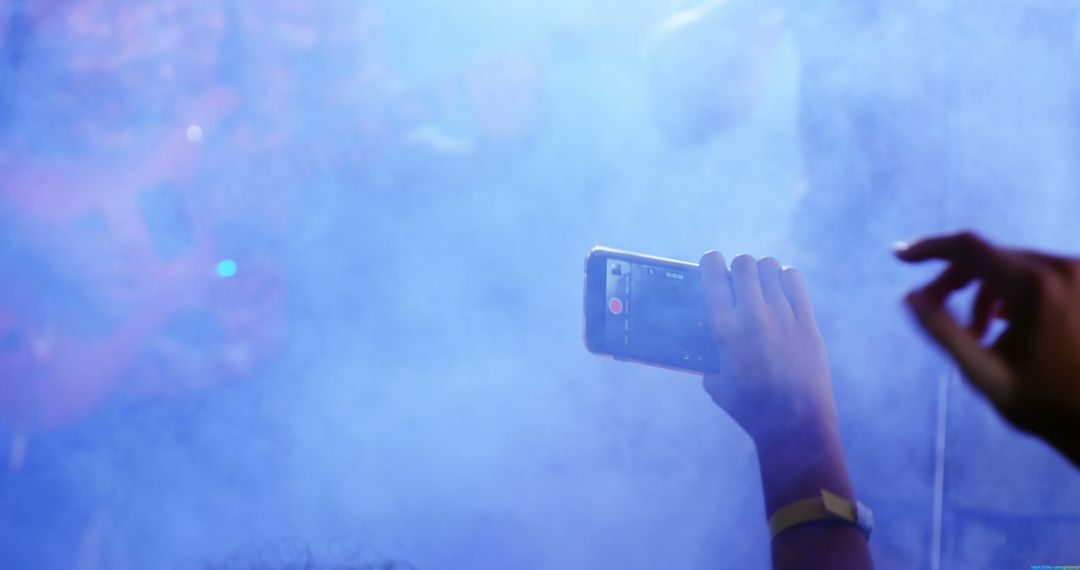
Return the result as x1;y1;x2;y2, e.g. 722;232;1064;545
779;266;816;326
906;290;1016;410
989;324;1025;365
757;257;785;301
757;257;791;317
969;282;1001;340
700;251;735;321
730;254;765;314
894;231;1031;295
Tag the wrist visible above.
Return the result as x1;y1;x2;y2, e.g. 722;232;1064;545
754;421;854;517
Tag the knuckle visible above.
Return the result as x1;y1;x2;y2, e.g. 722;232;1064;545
758;257;781;270
1041;272;1068;297
1019;268;1064;301
954;230;986;253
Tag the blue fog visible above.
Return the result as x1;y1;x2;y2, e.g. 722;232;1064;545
0;1;1079;568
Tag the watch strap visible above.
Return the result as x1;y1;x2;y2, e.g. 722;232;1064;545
768;489;873;539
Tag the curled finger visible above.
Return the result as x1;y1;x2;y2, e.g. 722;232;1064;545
906;290;1016;411
779;266;816;326
731;254;765;315
969;282;1001;341
757;257;791;318
701;251;735;329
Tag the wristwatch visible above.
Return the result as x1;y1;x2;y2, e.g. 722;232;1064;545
768;489;873;539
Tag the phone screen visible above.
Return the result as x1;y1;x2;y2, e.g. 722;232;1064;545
594;254;720;373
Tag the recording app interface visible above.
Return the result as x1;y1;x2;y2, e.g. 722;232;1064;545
605;258;719;373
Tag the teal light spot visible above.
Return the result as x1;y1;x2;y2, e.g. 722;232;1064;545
216;259;238;278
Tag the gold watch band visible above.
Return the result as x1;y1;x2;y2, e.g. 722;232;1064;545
768;489;872;539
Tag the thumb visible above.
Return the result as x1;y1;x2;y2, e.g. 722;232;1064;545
703;372;737;415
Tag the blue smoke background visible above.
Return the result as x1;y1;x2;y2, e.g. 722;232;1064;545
1;0;1079;568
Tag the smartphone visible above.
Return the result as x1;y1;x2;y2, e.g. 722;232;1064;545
583;246;720;374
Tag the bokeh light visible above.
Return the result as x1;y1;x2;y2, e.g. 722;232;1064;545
216;258;238;278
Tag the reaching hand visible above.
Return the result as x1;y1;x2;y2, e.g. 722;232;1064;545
897;231;1080;466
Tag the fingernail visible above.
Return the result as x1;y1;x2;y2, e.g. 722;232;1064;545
702;250;722;271
892;240;910;253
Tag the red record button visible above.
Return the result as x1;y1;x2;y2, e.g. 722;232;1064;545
609;297;624;315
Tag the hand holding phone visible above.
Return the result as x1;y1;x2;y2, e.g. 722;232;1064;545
584;247;858;528
584;246;838;442
698;251;838;447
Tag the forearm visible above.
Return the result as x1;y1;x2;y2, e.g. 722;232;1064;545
697;252;872;568
755;423;873;570
772;524;872;570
